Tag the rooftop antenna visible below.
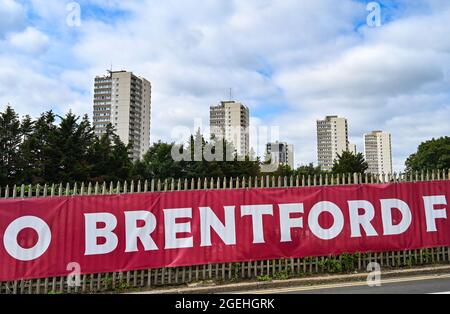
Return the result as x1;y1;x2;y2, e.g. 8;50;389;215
107;62;113;75
229;88;233;101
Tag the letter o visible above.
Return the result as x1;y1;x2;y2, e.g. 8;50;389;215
3;216;52;261
308;201;344;240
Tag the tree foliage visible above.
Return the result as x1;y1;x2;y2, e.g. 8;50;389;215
405;137;450;171
0;107;22;185
133;131;261;180
295;163;325;176
0;106;132;185
332;151;368;174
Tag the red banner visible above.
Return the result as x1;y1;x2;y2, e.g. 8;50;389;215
0;181;449;281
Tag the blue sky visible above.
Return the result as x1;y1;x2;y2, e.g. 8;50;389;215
1;0;449;171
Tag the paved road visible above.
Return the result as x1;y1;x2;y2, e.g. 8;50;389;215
236;274;450;294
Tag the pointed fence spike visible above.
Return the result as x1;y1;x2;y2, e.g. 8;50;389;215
157;179;161;192
151;179;156;192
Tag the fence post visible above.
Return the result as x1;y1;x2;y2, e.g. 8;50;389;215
12;184;17;198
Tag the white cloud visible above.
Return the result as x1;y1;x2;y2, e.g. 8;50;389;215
0;0;26;37
8;27;49;54
277;45;443;100
26;0;66;21
0;56;89;118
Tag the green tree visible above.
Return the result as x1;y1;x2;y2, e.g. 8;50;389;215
295;163;325;177
211;137;260;178
2;109;135;186
135;141;184;180
18;111;57;184
332;151;368;174
183;130;212;178
0;106;22;185
229;155;261;178
405;137;450;171
48;113;95;183
88;124;133;183
273;164;295;177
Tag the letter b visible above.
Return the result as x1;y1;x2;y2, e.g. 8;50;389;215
84;213;118;255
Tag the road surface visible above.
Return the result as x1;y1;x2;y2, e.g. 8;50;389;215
234;274;450;294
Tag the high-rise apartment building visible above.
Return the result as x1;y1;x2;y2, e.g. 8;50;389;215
348;143;357;155
364;131;393;174
210;101;250;156
266;141;295;169
93;70;151;161
316;115;349;171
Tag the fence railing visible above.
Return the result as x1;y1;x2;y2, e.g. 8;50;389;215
0;169;449;294
2;169;449;198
